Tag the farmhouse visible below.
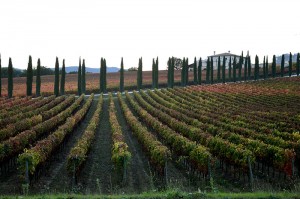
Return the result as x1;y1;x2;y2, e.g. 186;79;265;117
207;51;242;69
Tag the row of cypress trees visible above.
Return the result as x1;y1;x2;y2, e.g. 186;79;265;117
1;53;300;98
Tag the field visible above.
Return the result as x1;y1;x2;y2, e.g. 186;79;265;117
0;76;300;198
0;70;183;97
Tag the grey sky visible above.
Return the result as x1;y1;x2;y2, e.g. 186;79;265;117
0;0;299;70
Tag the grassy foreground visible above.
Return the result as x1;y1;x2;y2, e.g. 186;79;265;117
1;190;300;199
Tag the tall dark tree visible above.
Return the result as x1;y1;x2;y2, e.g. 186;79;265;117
272;55;276;78
0;54;1;97
193;57;197;84
233;56;236;82
82;59;86;93
120;57;124;92
244;56;248;81
60;59;66;95
297;53;300;76
104;58;107;92
289;52;292;77
167;58;171;88
170;57;175;88
198;57;202;85
210;57;214;84
8;58;13;98
137;57;143;90
152;58;155;88
26;55;33;96
217;56;221;82
263;56;266;79
181;58;186;86
155;57;159;88
100;58;104;93
36;58;41;97
228;56;232;81
265;56;269;79
238;52;242;81
248;56;251;79
281;54;285;77
254;55;259;80
185;58;189;85
78;57;82;95
54;57;59;96
206;58;210;84
100;58;107;93
222;56;226;83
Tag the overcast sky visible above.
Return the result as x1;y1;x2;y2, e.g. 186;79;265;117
0;0;299;70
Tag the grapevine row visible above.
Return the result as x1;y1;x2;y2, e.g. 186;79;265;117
67;94;103;176
18;94;93;179
109;93;131;170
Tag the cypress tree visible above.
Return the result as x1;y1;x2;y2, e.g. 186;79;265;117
78;57;82;95
233;56;236;82
238;54;242;81
60;59;66;95
217;56;221;82
248;56;251;79
210;57;214;84
26;55;33;96
120;57;124;92
281;54;285;77
0;54;1;97
100;58;104;93
263;56;266;79
104;58;107;92
36;58;41;97
198;57;202;85
222;56;226;83
297;53;300;76
155;57;159;88
185;58;189;86
266;56;269;79
82;59;86;93
137;57;143;90
193;57;197;84
167;58;170;88
152;58;155;88
254;55;259;80
8;58;13;98
272;55;276;78
228;56;232;81
54;57;59;96
289;52;292;77
244;56;248;81
181;58;186;86
206;58;210;84
171;57;175;88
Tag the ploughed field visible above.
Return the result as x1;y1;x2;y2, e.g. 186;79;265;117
0;76;300;195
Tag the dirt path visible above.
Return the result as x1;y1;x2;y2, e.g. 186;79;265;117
30;99;98;194
113;97;152;194
79;98;114;194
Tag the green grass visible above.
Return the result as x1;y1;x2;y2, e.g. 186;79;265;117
1;190;300;199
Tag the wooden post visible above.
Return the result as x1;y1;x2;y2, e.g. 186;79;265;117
72;162;76;188
292;158;295;177
164;157;168;186
248;157;254;191
123;157;127;186
208;157;212;179
25;160;30;185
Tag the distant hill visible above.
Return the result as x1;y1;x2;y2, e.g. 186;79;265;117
57;66;120;73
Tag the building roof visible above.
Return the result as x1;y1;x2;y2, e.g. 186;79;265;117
208;52;240;58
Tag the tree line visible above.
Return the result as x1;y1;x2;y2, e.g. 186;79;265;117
0;52;300;98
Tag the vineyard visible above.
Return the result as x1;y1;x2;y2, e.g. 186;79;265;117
0;76;300;195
